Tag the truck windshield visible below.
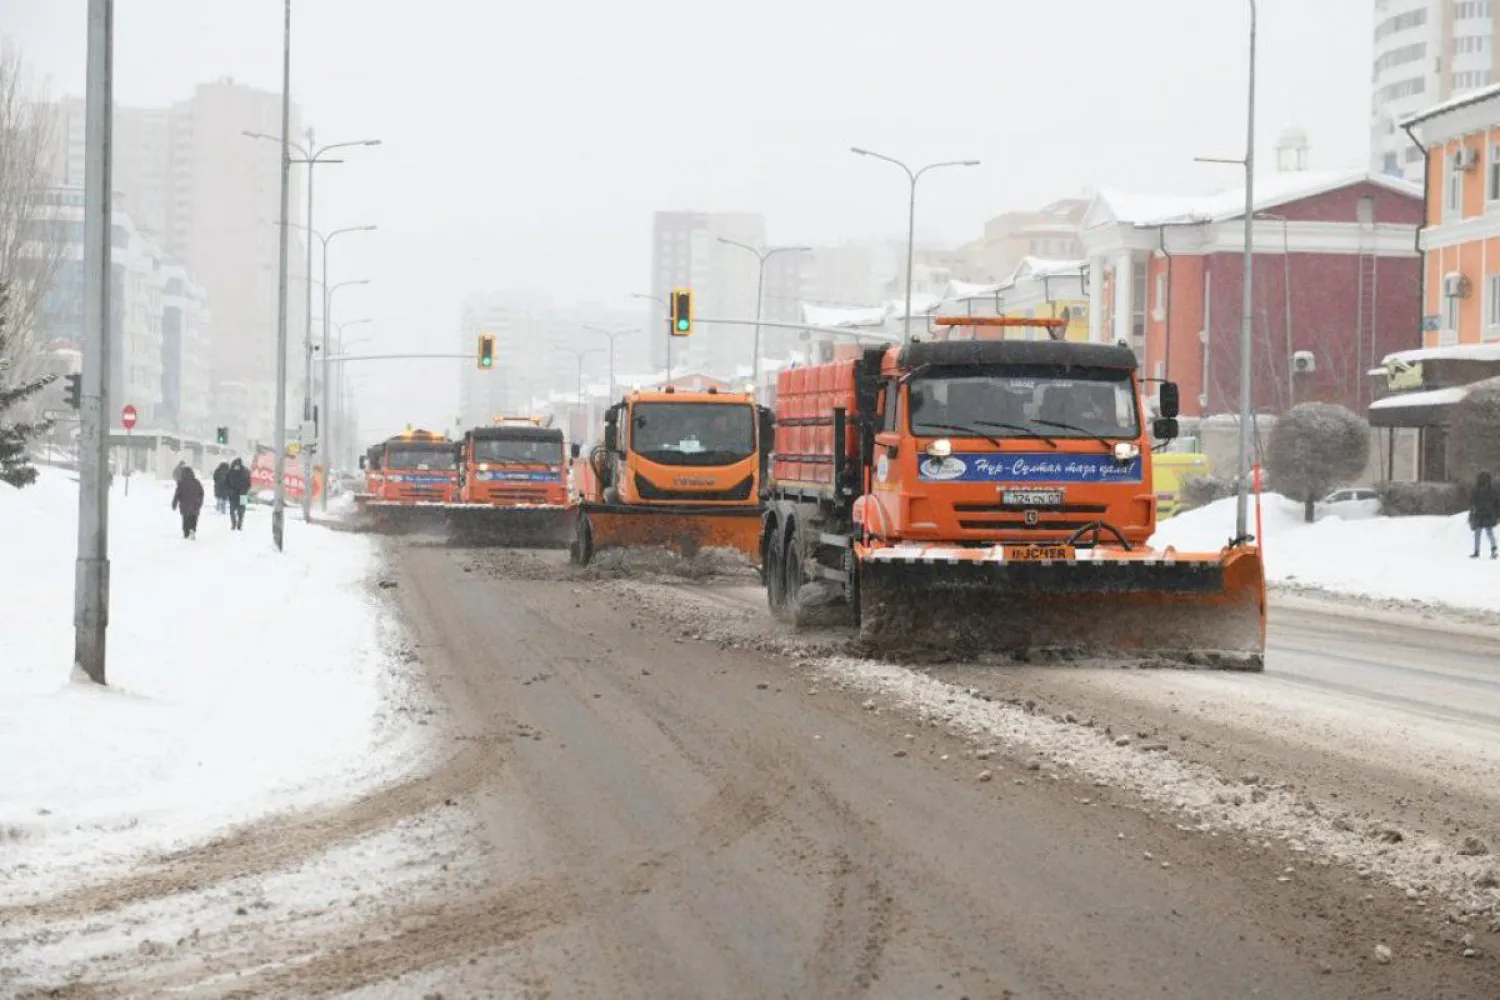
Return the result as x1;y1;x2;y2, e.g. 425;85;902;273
473;439;562;464
385;447;456;470
909;368;1139;441
631;402;755;467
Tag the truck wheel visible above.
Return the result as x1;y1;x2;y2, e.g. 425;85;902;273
783;524;808;628
766;522;789;620
570;514;594;566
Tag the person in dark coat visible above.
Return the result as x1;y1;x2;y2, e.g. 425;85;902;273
171;467;205;540
212;461;230;514
225;458;251;531
1471;470;1499;559
172;459;188;484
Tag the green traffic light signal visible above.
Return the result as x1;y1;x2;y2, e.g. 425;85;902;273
481;355;493;368
676;318;688;332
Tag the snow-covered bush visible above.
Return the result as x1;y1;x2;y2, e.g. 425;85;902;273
1448;377;1500;487
1265;402;1370;523
1180;474;1237;512
1375;480;1468;518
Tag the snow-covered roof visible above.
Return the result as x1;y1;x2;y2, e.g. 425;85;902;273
1369;386;1469;410
1009;256;1087;281
1092;170;1421;228
1401;82;1500;129
801;303;887;328
943;279;1002;299
887;293;942;319
1382;342;1500;365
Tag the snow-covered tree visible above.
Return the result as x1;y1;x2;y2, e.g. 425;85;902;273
0;285;56;487
1448;377;1500;490
1266;402;1370;522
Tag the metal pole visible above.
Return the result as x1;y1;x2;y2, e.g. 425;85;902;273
319;234;330;512
301;130;316;522
1282;217;1293;407
271;0;292;552
73;0;113;686
903;169;917;340
1235;0;1257;541
752;253;767;389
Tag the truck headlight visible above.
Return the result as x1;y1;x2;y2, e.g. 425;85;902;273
1113;442;1141;462
927;438;953;459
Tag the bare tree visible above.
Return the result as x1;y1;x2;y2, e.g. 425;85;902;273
1266;402;1370;522
0;43;65;393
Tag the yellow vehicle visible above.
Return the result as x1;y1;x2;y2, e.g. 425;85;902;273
571;387;773;565
1153;451;1212;518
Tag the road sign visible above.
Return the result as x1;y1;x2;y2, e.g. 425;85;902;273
121;405;137;430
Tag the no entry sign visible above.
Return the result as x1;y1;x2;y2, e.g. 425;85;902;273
121;405;137;430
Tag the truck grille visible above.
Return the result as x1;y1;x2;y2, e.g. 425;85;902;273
634;474;753;502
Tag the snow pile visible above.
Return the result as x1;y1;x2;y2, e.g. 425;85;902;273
1152;494;1500;612
0;468;432;899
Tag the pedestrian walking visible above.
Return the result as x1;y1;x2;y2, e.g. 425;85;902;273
1470;470;1499;559
225;457;251;531
171;466;205;540
212;460;230;514
172;459;188;485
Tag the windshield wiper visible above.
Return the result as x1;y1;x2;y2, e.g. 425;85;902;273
919;421;1056;450
1031;418;1129;451
967;420;1059;448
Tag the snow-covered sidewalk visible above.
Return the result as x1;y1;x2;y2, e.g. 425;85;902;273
1152;493;1500;613
0;468;431;901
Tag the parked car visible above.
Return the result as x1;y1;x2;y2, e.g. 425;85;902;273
1316;487;1382;520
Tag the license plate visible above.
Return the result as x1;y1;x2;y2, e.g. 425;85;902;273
1003;544;1073;562
1003;489;1063;506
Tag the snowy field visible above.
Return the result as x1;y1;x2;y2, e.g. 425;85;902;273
1153;494;1500;612
0;467;430;901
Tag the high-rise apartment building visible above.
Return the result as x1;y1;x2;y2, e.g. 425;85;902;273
646;211;766;377
48;79;307;446
1372;0;1500;180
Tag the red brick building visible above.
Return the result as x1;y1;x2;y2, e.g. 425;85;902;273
1081;170;1424;417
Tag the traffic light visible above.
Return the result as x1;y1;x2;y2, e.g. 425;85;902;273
216;426;228;445
670;288;692;337
63;372;81;409
477;333;496;369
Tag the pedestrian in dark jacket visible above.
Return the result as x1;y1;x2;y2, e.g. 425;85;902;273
172;460;188;484
212;461;230;514
1471;470;1499;559
225;458;251;531
172;467;205;540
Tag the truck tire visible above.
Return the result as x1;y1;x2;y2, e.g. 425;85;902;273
783;522;809;628
570;513;594;566
766;519;789;620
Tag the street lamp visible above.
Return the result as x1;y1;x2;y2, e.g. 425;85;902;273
850;147;979;339
244;129;379;522
557;347;602;442
324;317;371;475
1193;0;1257;542
630;292;674;382
583;325;628;401
717;239;810;395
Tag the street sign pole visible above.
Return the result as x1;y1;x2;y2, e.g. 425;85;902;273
73;0;114;686
120;405;136;496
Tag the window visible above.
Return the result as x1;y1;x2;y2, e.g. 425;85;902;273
1445;288;1461;332
1153;273;1166;318
1375;7;1426;40
1407;146;1424;163
1383;152;1401;174
1448;152;1466;216
1375;42;1426;73
907;368;1140;441
1489;275;1500;332
1378;76;1426;102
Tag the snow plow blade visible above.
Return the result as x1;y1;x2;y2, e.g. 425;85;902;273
571;504;763;566
857;544;1265;669
445;504;575;548
361;501;453;536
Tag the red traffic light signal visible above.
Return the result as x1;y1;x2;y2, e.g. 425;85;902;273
477;333;496;369
670;289;692;336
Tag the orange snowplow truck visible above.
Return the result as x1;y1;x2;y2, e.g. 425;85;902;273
570;386;774;565
761;317;1266;668
449;421;579;546
359;429;459;531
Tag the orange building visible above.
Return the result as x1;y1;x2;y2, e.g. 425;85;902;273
1402;83;1500;348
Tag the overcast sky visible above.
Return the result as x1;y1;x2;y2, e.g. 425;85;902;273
3;0;1374;435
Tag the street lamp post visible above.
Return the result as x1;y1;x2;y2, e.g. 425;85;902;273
270;0;292;552
851;148;979;339
322;277;370;509
557;347;602;442
243;130;379;522
324;317;372;474
717;240;811;395
630;292;672;382
583;325;630;402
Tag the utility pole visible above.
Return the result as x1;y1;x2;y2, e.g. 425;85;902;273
301;126;317;524
73;0;113;685
717;240;810;396
1236;0;1258;542
271;0;292;552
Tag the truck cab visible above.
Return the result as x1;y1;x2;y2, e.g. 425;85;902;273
593;388;772;507
865;338;1174;549
459;424;570;507
373;430;459;504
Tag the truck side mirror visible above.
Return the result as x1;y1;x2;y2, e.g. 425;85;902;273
1158;381;1180;419
758;406;776;452
603;424;617;454
358;455;367;470
1153;416;1180;441
570;442;582;459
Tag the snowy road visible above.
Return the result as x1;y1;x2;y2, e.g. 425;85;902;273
7;541;1500;997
